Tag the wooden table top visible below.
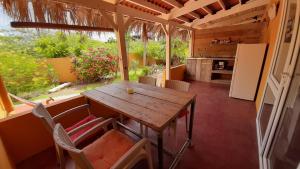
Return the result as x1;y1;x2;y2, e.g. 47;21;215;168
82;81;196;131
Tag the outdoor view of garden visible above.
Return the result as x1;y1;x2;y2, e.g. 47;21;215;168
0;28;189;107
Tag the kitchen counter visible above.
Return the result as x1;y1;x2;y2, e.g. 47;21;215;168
186;57;235;84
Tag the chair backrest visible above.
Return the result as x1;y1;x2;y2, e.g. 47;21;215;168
53;124;94;169
165;80;190;92
32;103;56;133
138;76;157;86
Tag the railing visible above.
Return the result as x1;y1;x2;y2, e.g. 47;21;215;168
8;93;36;107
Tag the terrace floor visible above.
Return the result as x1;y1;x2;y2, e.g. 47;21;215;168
17;81;259;169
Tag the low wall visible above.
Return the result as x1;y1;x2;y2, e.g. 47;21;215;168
161;64;186;87
128;54;156;67
0;95;118;165
47;57;77;83
0;137;14;169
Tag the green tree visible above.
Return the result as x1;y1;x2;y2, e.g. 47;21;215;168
0;52;57;97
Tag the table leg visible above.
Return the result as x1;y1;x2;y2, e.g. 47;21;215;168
188;98;196;146
157;133;163;169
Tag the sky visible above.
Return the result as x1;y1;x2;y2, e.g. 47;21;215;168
0;7;115;42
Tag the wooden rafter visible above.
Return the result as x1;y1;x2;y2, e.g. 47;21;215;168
10;22;114;32
218;0;226;10
53;0;192;30
203;7;213;15
161;0;201;19
46;0;269;30
161;0;182;8
103;0;120;4
191;0;269;28
200;8;266;28
189;12;202;19
177;16;190;23
126;0;169;14
168;0;218;20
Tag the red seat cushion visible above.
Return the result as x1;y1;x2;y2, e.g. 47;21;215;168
178;109;189;118
83;129;135;169
66;114;98;141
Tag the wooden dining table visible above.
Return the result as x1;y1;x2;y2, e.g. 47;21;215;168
82;81;196;169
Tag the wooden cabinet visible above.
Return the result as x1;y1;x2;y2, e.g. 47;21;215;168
186;58;212;82
201;59;212;82
186;59;196;80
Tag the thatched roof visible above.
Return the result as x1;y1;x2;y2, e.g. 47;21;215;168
0;0;190;40
1;0;268;40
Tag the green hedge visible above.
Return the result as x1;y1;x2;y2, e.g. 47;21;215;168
0;51;57;97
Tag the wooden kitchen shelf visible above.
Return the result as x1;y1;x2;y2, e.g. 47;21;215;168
211;70;233;74
211;79;232;85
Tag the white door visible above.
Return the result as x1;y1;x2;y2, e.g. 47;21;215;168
230;44;266;100
257;0;300;168
265;48;300;169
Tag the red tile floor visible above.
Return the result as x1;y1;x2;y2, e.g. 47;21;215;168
17;81;259;169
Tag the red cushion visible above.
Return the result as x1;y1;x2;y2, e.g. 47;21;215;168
83;129;134;169
66;114;98;141
178;109;189;118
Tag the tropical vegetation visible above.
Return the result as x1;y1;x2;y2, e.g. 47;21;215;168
0;29;189;99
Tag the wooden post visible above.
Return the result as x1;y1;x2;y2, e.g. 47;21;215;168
0;76;13;118
142;23;148;66
114;14;129;81
188;30;195;58
165;24;171;80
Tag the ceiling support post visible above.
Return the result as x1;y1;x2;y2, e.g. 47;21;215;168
114;13;129;81
162;24;172;80
188;30;195;58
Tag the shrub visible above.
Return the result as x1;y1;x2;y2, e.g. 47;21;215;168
34;32;71;58
0;51;57;96
72;48;119;82
147;40;165;60
128;40;144;57
141;66;150;76
34;32;108;58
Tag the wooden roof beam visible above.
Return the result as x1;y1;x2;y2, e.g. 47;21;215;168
191;0;269;28
203;7;213;15
116;5;193;30
161;0;202;19
177;16;190;23
189;12;202;19
161;0;183;8
168;0;218;19
126;0;169;14
51;0;193;30
10;21;114;32
218;0;226;10
102;0;120;4
200;8;266;28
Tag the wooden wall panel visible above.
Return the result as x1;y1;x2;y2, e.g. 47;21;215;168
193;22;267;58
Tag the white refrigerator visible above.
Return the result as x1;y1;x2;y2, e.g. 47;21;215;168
229;43;267;101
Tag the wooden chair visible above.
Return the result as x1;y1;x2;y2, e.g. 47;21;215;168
165;80;191;132
53;118;154;169
32;103;105;168
138;76;157;86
